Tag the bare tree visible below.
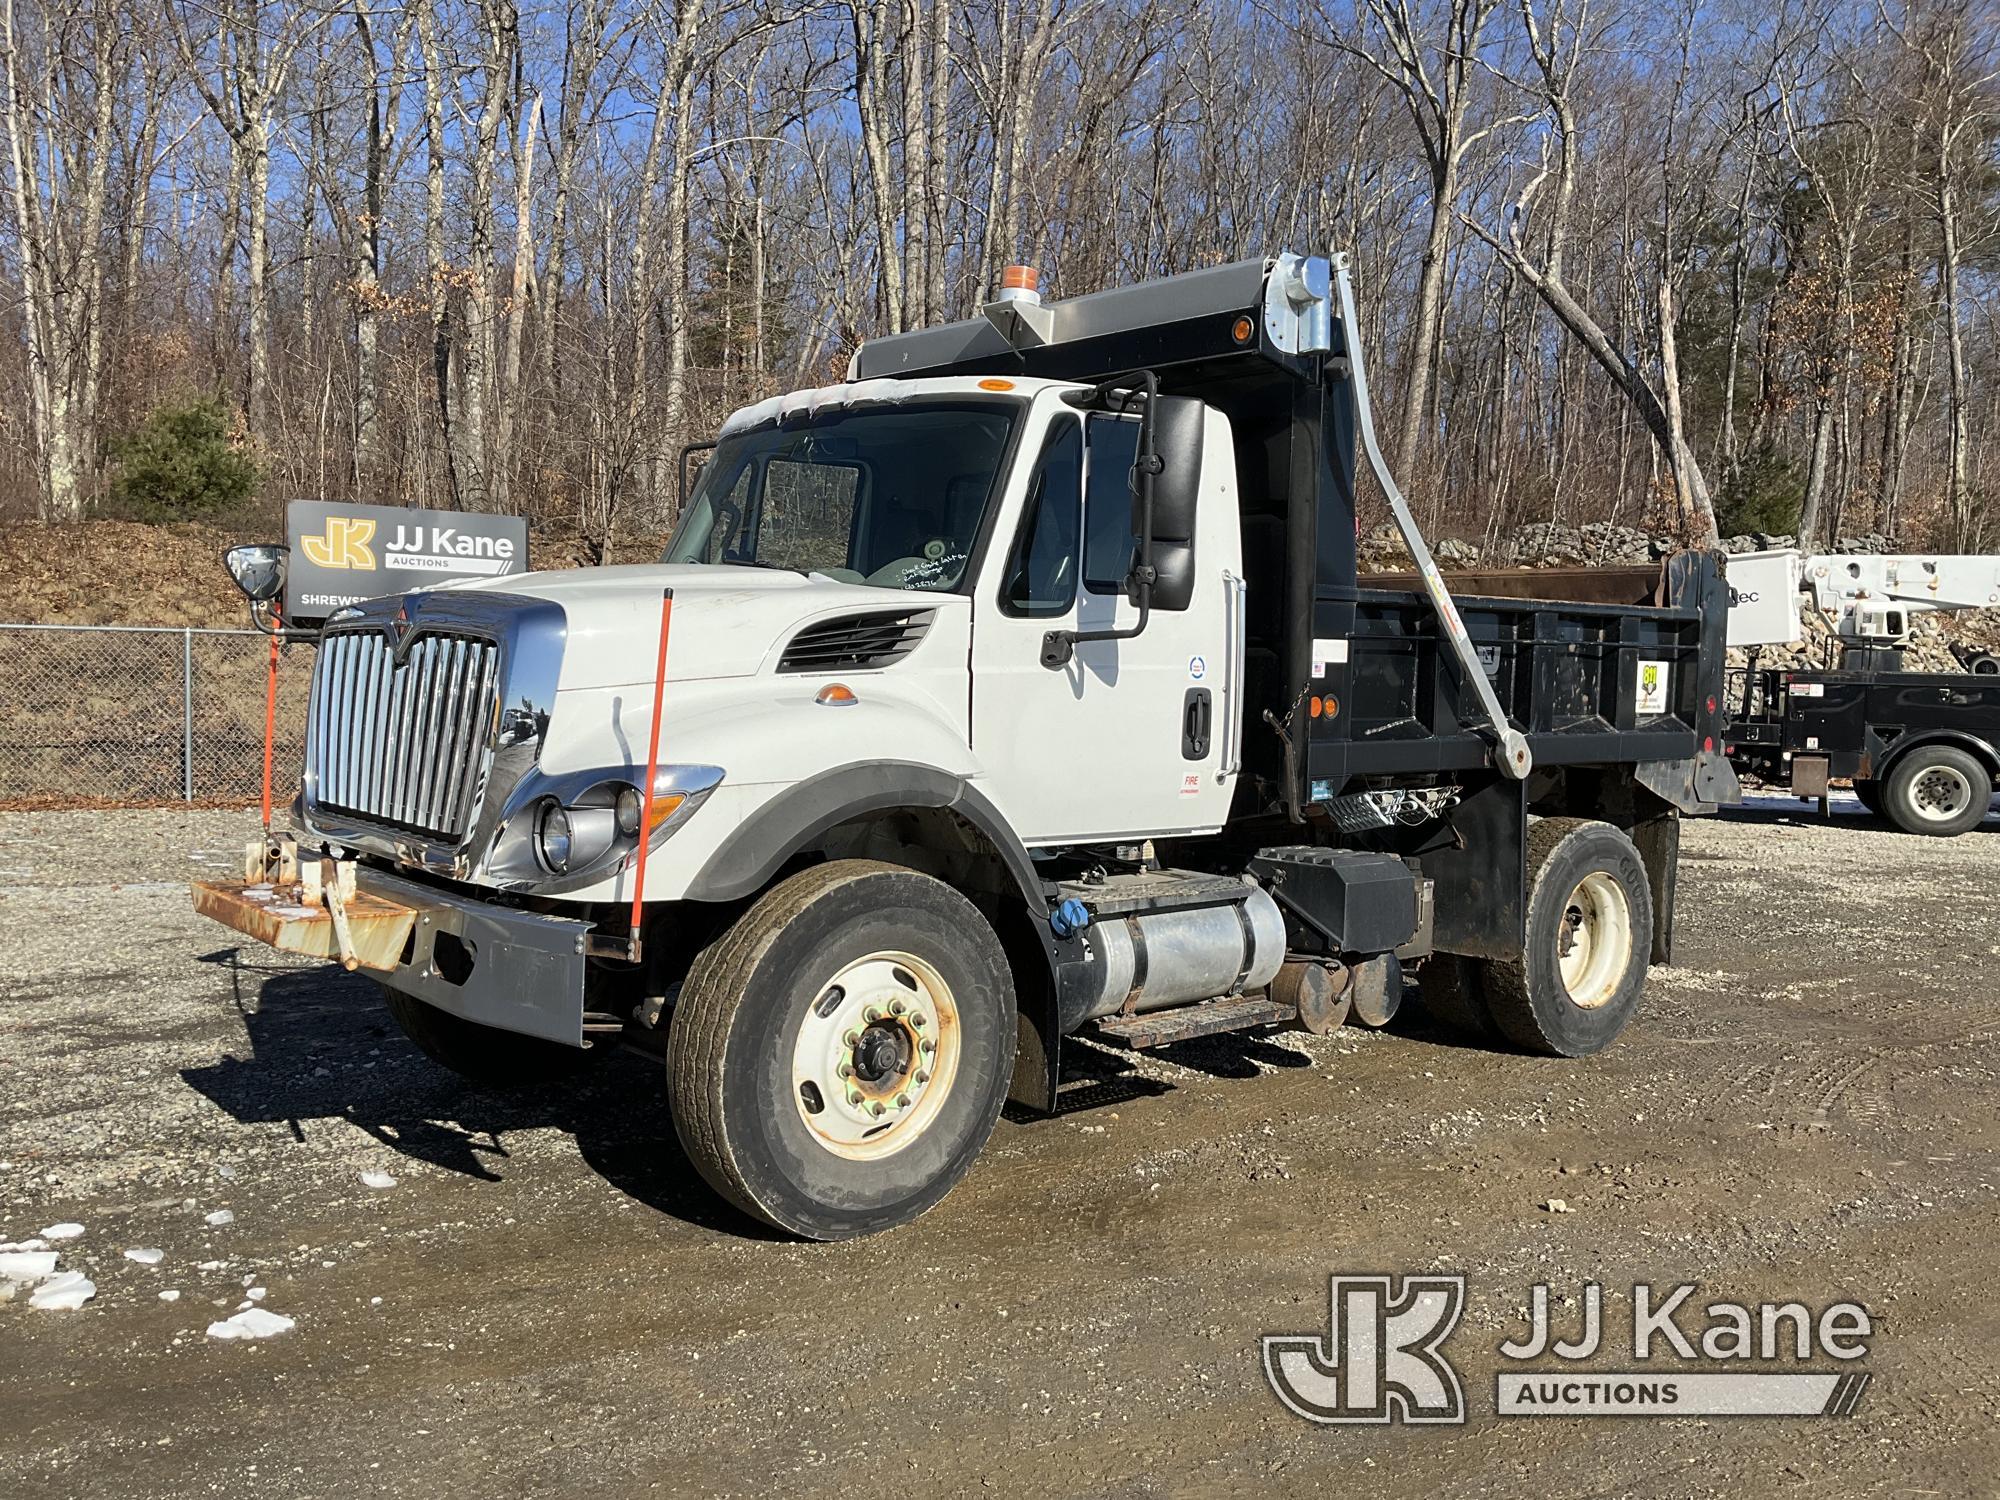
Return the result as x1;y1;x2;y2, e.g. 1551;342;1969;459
166;0;328;443
1469;0;1721;546
0;0;120;519
1316;0;1511;490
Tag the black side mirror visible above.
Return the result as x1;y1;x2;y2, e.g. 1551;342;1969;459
1131;394;1203;613
224;544;289;603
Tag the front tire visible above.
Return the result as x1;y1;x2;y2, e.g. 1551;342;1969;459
667;860;1016;1240
1883;745;1992;837
1481;818;1653;1057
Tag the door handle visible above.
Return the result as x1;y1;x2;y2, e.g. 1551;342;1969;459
1183;688;1212;760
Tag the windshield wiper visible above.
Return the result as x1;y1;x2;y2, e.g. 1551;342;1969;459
722;557;814;578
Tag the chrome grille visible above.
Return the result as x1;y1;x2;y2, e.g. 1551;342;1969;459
307;628;501;841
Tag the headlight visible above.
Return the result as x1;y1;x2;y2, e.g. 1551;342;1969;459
486;765;725;891
615;786;644;836
536;801;574;872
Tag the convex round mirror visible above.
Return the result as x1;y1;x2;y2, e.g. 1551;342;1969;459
224;544;289;603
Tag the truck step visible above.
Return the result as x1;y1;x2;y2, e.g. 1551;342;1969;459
1093;995;1295;1050
1057;868;1255;919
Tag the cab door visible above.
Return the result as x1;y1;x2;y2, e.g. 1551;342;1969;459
970;397;1241;845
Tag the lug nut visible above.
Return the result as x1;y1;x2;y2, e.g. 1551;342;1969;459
910;1013;927;1029
920;1038;936;1054
836;1062;852;1079
870;1101;886;1118
864;1005;884;1022
894;1093;911;1109
843;1029;862;1047
889;999;906;1016
846;1089;864;1107
915;1070;931;1085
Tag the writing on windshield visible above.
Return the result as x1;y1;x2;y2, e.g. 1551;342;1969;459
663;401;1018;591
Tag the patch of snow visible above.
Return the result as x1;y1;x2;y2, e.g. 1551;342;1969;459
196;1260;225;1272
0;1250;59;1282
29;1271;96;1310
124;1247;165;1265
158;1289;182;1303
39;1222;85;1241
359;1171;398;1191
246;1286;267;1302
206;1307;295;1341
204;1209;235;1227
0;1238;49;1253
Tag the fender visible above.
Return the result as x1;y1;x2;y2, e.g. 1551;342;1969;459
1875;727;2000;779
683;761;1068;1115
684;760;1047;908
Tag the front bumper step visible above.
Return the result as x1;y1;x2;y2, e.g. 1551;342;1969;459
192;879;416;972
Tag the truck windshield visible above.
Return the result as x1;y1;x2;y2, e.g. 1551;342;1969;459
662;401;1019;590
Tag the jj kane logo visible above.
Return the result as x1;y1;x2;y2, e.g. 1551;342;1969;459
300;516;378;571
1264;1275;1466;1424
1266;1276;1872;1425
378;521;519;574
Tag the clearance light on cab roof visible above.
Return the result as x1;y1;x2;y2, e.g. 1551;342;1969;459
816;684;859;707
978;378;1016;391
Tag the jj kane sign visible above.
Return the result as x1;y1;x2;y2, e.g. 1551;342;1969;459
285;501;528;622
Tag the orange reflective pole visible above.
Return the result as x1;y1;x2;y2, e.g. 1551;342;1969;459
261;606;281;832
628;588;673;960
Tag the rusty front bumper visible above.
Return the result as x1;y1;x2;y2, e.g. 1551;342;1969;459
193;856;593;1047
192;878;417;972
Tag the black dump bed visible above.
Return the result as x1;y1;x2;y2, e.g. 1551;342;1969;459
1312;558;1734;804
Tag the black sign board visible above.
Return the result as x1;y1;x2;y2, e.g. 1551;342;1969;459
284;501;529;622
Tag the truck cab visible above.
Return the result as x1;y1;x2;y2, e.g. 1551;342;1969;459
203;252;1735;1240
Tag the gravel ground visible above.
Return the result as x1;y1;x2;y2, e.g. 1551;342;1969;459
1;799;1997;1498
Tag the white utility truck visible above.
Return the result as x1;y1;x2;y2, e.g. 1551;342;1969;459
200;253;1736;1238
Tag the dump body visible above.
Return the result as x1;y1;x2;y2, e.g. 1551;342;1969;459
1316;560;1729;794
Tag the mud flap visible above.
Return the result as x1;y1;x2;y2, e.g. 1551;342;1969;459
1790;755;1831;798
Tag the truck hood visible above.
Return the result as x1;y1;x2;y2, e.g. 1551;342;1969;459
443;563;964;690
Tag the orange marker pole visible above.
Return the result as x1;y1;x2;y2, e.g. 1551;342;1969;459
628;588;674;961
261;606;282;832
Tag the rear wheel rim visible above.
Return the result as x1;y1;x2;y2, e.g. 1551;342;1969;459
792;951;960;1162
1910;765;1974;823
1554;872;1633;1010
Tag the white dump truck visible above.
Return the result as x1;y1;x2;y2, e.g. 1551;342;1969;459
199;253;1735;1238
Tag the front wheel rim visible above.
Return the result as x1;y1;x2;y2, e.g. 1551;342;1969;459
1910;765;1974;822
792;951;961;1161
1555;872;1633;1010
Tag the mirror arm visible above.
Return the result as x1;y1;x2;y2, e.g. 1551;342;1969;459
1042;370;1160;670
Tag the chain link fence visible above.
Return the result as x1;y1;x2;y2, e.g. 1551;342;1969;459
0;623;313;807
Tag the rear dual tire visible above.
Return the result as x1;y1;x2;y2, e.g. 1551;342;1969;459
1417;818;1653;1058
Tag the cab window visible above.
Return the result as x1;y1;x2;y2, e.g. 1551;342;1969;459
1000;417;1082;618
1082;413;1143;594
